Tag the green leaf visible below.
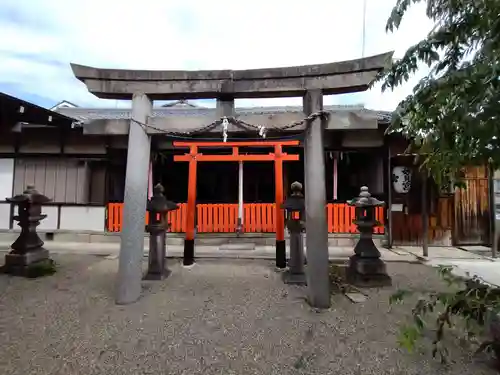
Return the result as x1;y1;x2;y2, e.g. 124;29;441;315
389;289;413;304
414;314;425;330
377;0;500;184
398;325;422;352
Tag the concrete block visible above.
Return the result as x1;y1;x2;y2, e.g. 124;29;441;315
54;232;91;243
219;243;256;251
345;292;367;303
89;233;121;243
0;232;20;243
336;238;355;247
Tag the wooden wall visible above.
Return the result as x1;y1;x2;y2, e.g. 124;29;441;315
391;165;491;247
391;196;454;246
14;158;90;204
454;166;490;245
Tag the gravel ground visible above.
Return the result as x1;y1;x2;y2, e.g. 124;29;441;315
0;254;497;375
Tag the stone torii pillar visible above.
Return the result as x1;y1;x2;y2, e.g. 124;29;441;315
303;90;330;309
116;93;153;305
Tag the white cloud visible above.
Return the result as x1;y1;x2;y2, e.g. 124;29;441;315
0;0;434;110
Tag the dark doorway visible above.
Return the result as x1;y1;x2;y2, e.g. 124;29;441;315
243;162;275;203
198;162;238;203
154;151;188;203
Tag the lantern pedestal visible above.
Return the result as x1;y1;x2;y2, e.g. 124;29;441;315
347;256;392;288
144;227;171;281
283;230;307;285
347;229;392;287
4;250;51;277
281;181;307;286
2;185;52;277
143;184;178;281
346;187;392;288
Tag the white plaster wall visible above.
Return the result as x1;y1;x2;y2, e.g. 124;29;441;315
0;159;14;201
39;206;59;231
59;206;105;232
0;159;15;229
0;203;11;229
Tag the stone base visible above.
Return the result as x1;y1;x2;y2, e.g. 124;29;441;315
2;250;54;278
143;268;171;281
346;255;392;288
276;240;286;269
183;239;195;266
282;270;307;285
5;248;49;267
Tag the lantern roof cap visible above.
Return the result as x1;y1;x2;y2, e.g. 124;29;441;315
347;186;385;207
147;183;178;212
282;195;305;211
6;185;51;204
290;181;303;193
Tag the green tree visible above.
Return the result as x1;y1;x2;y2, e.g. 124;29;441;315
377;0;500;185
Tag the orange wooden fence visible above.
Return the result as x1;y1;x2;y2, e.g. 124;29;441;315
107;203;187;233
327;204;385;234
106;202;385;234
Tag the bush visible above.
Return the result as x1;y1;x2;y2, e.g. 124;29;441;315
390;265;500;364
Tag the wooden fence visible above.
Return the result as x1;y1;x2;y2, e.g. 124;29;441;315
454;166;490;245
391;197;454;245
106;202;385;234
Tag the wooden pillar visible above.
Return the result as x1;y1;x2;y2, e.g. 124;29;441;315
488;164;498;258
422;170;429;257
283;163;289;200
184;145;198;266
385;146;393;248
237;159;244;233
333;152;338;200
274;144;286;268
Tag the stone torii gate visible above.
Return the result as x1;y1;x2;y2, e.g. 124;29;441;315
70;52;393;308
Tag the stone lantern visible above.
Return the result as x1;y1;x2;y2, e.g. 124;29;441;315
3;185;51;276
281;181;306;285
346;186;392;287
144;183;179;280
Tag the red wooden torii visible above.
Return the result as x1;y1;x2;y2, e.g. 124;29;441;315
173;140;300;267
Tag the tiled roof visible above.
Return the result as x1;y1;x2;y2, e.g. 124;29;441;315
0;92;75;127
161;99;201;108
56;104;392;124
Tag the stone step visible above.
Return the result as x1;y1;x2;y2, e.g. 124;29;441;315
218;243;256;251
0;230;383;248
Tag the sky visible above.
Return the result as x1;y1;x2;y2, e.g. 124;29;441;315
0;0;434;110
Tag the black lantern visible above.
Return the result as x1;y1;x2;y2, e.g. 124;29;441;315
347;186;384;233
281;181;306;285
3;185;52;276
346;186;391;287
282;181;305;231
144;183;179;280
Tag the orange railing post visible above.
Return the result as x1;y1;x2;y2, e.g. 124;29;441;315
107;202;187;233
325;203;385;234
106;202;385;235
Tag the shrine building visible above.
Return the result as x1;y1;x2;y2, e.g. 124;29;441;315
0;52;490;265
